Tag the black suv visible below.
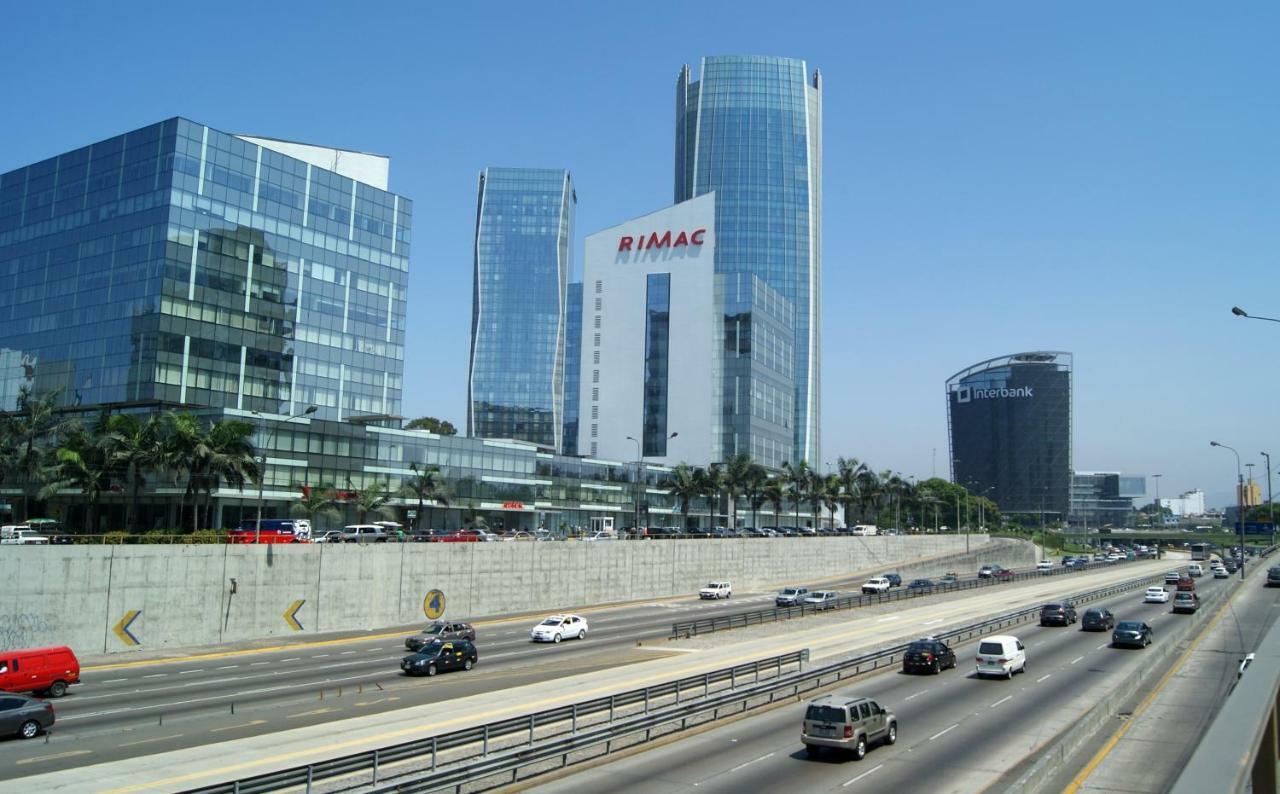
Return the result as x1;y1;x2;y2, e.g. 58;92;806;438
880;572;902;587
902;638;956;674
1268;567;1280;587
401;639;478;676
1039;602;1077;627
1081;607;1115;632
405;621;476;651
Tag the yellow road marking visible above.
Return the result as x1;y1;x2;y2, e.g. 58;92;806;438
16;749;92;765
103;565;1165;793
288;707;338;719
210;720;266;733
1060;578;1242;793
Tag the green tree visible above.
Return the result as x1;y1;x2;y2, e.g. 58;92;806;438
7;387;74;520
836;457;869;528
402;463;451;531
40;412;113;533
290;483;342;529
195;419;258;530
353;485;394;524
762;478;786;527
741;462;769;529
405;417;457;435
720;453;757;528
103;413;164;533
699;463;725;527
782;460;812;526
161;412;206;533
663;463;706;530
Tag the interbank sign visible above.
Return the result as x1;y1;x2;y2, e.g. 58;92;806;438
955;385;1033;404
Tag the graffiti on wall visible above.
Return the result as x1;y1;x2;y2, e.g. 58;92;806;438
0;613;54;652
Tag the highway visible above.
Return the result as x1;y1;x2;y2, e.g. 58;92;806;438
529;570;1250;794
0;553;1042;778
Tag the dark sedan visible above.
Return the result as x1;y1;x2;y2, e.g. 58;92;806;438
405;621;476;651
1039;601;1077;627
902;638;957;674
401;639;478;676
0;694;55;739
1112;620;1153;648
881;572;902;587
1081;607;1116;632
907;578;935;592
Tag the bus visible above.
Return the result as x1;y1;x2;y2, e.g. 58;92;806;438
228;519;312;544
1190;543;1211;561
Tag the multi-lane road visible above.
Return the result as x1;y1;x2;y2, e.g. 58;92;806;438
0;557;1038;777
530;570;1264;794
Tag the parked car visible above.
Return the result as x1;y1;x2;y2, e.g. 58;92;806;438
776;587;810;606
404;621;476;651
903;637;956;674
1172;592;1199;614
0;526;48;545
400;639;477;676
1039;602;1077;627
975;634;1027;679
699;581;733;600
340;524;389;543
803;591;840;609
0;694;55;739
0;646;80;697
880;573;902;587
861;577;892;594
1081;607;1116;632
801;694;896;760
530;614;588;643
582;531;616;542
907;578;935;592
1112;620;1153;648
436;528;496;543
1144;587;1170;603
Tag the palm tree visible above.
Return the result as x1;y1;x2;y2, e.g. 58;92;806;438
857;468;883;523
290;483;342;530
742;463;769;529
720;453;756;530
699;463;725;527
762;478;786;527
808;472;841;529
8;387;74;520
836;457;869;528
353;485;394;524
40;413;113;533
161;412;207;533
103;413;163;533
196;419;258;530
782;460;811;527
663;463;705;531
402;463;450;531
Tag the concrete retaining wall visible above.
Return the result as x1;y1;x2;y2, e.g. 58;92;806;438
0;535;1034;657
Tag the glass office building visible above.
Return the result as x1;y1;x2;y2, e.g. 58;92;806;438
0;117;410;419
1070;472;1143;528
676;55;822;466
562;282;582;456
468;168;574;450
946;352;1073;522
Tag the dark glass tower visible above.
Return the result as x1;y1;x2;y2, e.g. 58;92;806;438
676;55;822;466
562;282;582;456
468;168;574;450
946;352;1073;522
0;118;411;419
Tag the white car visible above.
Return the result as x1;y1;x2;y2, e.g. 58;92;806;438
1144;587;1170;604
1036;560;1055;572
530;614;589;643
803;590;840;609
699;581;732;600
861;577;892;594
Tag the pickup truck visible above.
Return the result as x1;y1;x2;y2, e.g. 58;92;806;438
699;581;732;600
861;577;892;594
0;526;49;545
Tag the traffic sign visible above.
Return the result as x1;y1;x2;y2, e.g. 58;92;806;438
423;589;446;620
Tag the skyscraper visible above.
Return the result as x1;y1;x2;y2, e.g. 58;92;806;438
676;55;822;466
468;168;574;450
0;117;411;419
562;282;582;456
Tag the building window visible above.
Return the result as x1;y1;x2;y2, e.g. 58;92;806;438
593;350;600;364
591;442;598;455
594;297;602;311
595;280;602;294
591;423;598;438
591;405;599;420
593;316;601;329
592;369;599;383
593;333;601;347
591;388;599;401
642;273;671;457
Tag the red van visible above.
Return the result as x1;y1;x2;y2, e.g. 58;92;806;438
0;646;80;697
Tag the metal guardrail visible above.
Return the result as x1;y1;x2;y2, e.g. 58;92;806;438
185;569;1166;794
671;560;1126;638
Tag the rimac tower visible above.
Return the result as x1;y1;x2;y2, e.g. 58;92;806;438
676;55;822;466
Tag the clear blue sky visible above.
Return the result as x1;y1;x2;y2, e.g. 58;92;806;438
5;1;1277;508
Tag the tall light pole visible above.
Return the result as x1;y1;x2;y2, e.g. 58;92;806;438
1262;451;1274;547
1210;441;1245;579
626;432;677;537
254;405;317;542
1232;306;1280;324
1152;473;1162;529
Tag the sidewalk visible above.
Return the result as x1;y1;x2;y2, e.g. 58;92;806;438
12;561;1168;793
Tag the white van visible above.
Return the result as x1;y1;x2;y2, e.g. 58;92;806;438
975;634;1026;679
1187;563;1203;578
850;525;879;536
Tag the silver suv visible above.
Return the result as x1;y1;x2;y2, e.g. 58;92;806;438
802;694;897;760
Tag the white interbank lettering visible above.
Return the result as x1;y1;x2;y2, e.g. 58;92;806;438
618;228;706;252
962;386;1034;401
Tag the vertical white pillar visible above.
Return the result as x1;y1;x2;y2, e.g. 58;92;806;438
179;336;192;403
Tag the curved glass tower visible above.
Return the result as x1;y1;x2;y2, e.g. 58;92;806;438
676;55;822;466
468;168;574;450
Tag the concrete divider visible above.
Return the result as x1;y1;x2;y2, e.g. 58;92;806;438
0;535;1032;657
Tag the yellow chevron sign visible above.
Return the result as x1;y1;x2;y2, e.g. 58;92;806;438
112;610;142;646
283;600;306;631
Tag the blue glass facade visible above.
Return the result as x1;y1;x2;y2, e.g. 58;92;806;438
563;282;582;456
0;117;411;419
676;55;822;466
642;273;672;457
468;168;574;450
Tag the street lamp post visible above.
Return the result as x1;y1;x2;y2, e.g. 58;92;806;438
626;432;677;538
1232;306;1280;324
1262;451;1274;547
254;405;317;543
1152;473;1162;529
1210;441;1246;580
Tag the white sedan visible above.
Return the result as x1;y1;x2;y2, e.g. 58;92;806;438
530;614;589;643
1144;587;1170;604
1036;560;1055;572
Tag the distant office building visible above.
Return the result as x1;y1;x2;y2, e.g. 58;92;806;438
1070;472;1143;528
1240;478;1262;507
467;168;574;450
0;117;411;419
580;193;795;469
676;55;822;466
947;352;1073;522
562;282;582;456
1164;489;1207;517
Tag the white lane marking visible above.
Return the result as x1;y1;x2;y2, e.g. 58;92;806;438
281;658;301;662
143;674;166;679
1096;644;1108;650
178;670;200;675
920;619;944;626
102;679;127;684
340;651;357;655
928;724;959;741
876;616;900;623
249;661;269;666
1070;656;1085;664
990;695;1012;708
1036;674;1052;683
842;763;884;786
903;690;930;701
216;665;239;670
313;654;330;658
728;752;775;773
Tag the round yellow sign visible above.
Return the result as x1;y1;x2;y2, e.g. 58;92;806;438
423;590;446;620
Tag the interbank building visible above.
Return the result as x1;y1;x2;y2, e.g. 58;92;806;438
0;118;687;534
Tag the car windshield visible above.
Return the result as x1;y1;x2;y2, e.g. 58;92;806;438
805;704;847;722
539;618;561;626
1085;610;1105;618
1116;621;1143;631
1042;604;1064;611
781;588;798;595
705;583;719;589
907;642;936;653
978;641;1005;655
414;641;443;656
422;624;445;635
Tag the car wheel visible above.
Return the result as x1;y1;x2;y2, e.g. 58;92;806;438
851;736;868;761
805;744;818;758
48;680;67;698
463;658;474;671
426;663;437;677
932;660;940;674
885;722;897;745
19;720;39;740
1006;667;1014;680
578;629;587;640
553;633;562;644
